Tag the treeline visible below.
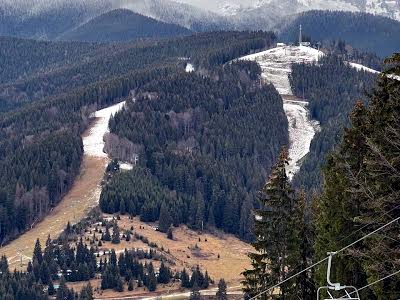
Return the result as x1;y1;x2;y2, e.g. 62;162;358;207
101;61;288;240
243;54;400;299
0;31;275;244
289;55;376;192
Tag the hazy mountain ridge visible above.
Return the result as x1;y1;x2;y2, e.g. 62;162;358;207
58;9;192;42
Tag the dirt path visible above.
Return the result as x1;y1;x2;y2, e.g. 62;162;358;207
0;102;125;269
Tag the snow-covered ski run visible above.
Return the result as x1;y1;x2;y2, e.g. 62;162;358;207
239;45;322;180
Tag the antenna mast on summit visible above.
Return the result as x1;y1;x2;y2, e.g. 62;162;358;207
299;24;302;45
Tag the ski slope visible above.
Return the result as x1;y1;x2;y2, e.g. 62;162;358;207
83;101;125;158
240;45;322;179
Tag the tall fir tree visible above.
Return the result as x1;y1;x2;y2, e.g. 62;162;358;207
216;278;228;300
314;101;371;295
33;238;43;265
242;148;298;299
158;202;172;233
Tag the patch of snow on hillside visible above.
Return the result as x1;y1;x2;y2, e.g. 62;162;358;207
83;101;125;158
119;162;134;170
240;45;322;179
186;63;195;73
349;62;380;74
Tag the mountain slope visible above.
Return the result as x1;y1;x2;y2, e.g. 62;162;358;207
59;9;192;42
278;10;400;57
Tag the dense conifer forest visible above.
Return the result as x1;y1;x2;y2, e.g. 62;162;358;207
0;31;275;244
100;61;288;240
289;55;377;192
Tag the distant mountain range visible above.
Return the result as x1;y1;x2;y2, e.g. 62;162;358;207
1;0;400;56
177;0;400;21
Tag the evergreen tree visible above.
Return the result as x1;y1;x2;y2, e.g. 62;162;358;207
103;225;111;241
0;255;8;274
189;282;201;300
146;263;157;292
356;55;400;298
167;227;174;240
33;238;43;265
128;279;134;291
180;268;191;288
158;261;170;284
314;101;371;293
158;202;172;233
242;148;297;299
112;222;120;244
216;279;227;300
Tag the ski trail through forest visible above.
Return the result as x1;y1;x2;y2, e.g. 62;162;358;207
0;102;125;269
239;45;321;180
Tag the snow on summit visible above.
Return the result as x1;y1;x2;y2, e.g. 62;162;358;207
240;45;322;179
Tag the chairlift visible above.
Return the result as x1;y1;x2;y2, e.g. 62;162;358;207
317;252;361;300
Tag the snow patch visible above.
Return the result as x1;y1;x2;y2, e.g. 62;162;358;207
119;162;134;170
348;62;380;74
185;63;195;73
83;102;125;158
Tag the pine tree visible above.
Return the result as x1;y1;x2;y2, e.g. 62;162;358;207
33;238;43;265
112;222;120;244
216;279;227;300
189;282;201;300
314;101;370;293
158;261;170;284
180;268;191;288
146;263;157;292
128;279;134;291
0;255;8;274
167;227;173;240
357;55;400;298
239;195;254;242
103;225;111;241
242;148;297;299
158;202;172;233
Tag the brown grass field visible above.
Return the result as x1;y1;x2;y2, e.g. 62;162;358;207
70;215;253;298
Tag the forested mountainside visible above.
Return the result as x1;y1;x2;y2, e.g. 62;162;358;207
0;31;270;112
243;55;400;299
279;11;400;57
100;61;288;240
290;55;377;192
0;36;111;85
59;9;192;42
0;31;275;244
